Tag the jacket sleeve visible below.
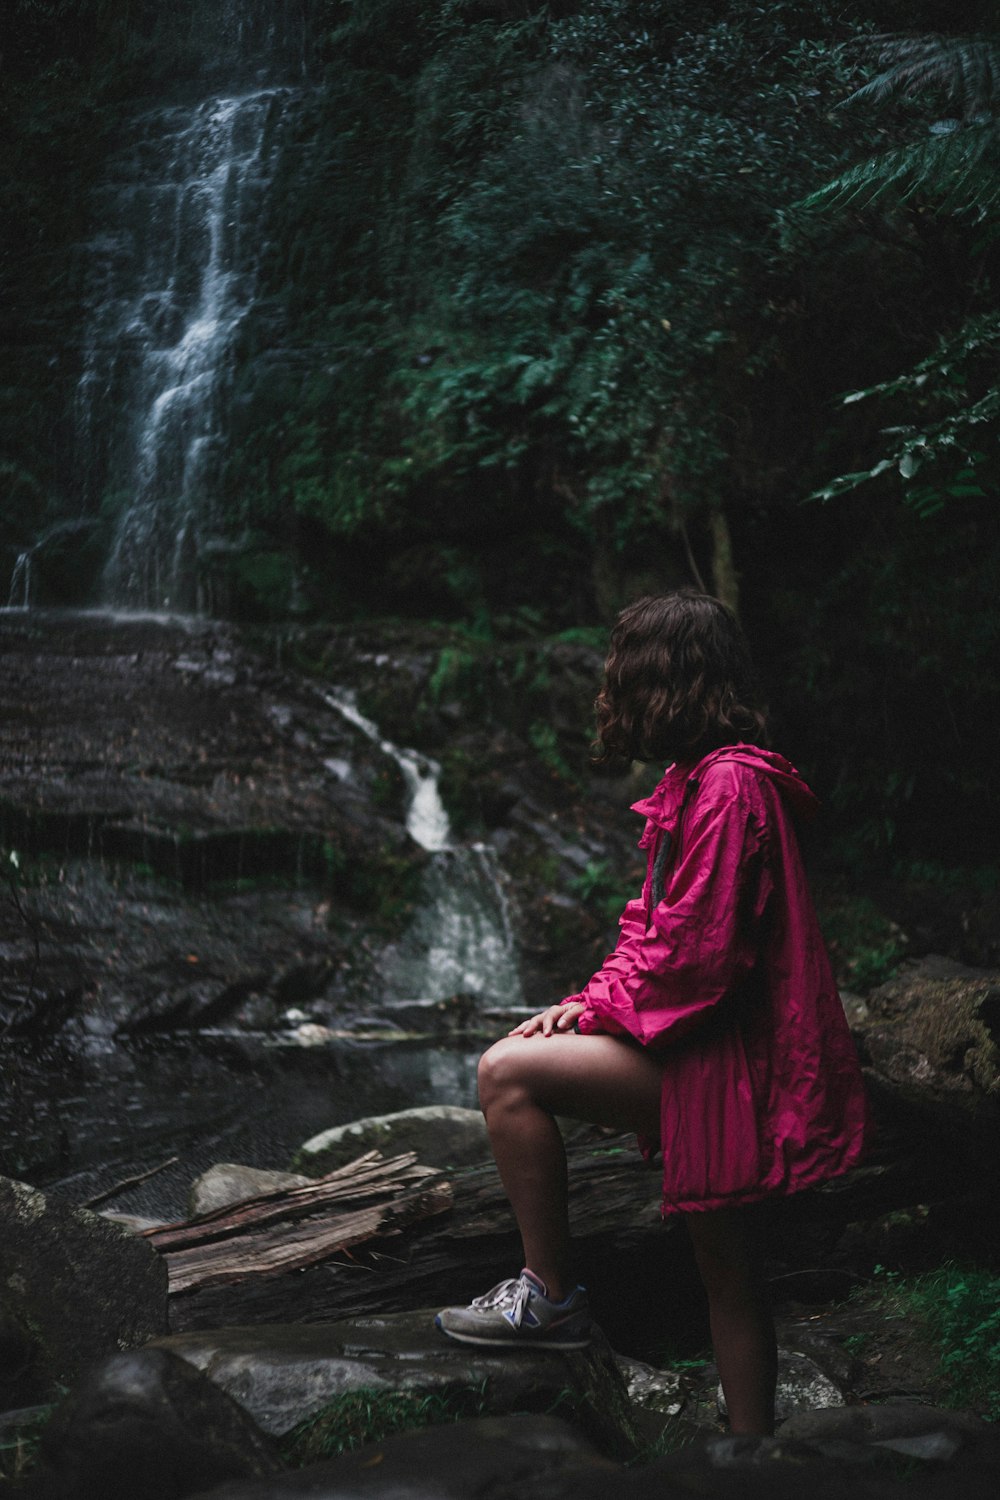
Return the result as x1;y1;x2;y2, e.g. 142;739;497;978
576;778;772;1047
559;897;647;1032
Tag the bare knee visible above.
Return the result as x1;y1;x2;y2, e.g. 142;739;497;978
477;1037;531;1115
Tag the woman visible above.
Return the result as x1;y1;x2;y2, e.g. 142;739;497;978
436;591;870;1435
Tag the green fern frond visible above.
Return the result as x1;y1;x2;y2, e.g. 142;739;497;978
840;310;1000;403
809;310;1000;503
846;33;1000;119
809;392;999;502
802;120;1000;217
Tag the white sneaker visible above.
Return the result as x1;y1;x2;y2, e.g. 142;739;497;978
435;1269;592;1349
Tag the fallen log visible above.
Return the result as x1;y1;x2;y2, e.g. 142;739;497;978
161;1119;962;1355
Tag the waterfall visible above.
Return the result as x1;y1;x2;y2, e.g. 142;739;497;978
76;5;304;612
381;844;523;1008
324;689;523;1007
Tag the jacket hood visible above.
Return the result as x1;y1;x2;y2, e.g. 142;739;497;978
632;744;820;825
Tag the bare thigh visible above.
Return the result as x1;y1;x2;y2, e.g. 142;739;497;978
478;1032;664;1139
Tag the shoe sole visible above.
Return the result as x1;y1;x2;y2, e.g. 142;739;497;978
434;1315;591;1350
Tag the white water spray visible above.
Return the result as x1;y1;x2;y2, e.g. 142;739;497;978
323;688;522;1005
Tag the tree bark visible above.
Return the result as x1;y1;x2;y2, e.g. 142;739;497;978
709;507;739;615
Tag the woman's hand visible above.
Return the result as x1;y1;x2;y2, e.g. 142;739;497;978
508;1001;586;1038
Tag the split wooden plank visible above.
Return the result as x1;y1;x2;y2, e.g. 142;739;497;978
143;1151;453;1295
161;1180;453;1294
144;1150;433;1251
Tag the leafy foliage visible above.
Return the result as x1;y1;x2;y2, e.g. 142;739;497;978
818;891;908;990
869;1265;1000;1420
809;311;999;505
803;122;1000;218
0;1404;50;1485
4;1;1000;867
226;0;891;618
800;27;1000;507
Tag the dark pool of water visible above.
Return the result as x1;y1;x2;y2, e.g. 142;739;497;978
1;1031;481;1221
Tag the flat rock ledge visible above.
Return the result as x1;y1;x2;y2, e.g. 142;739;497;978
154;1310;639;1459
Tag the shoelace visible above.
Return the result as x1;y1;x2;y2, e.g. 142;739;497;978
470;1276;532;1327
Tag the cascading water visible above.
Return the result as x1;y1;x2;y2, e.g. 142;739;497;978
76;3;305;612
7;552;31;611
324;689;523;1008
325;691;451;854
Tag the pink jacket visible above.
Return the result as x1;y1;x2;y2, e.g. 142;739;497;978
568;746;870;1214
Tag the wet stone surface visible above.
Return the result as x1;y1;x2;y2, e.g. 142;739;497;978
0;611;633;1217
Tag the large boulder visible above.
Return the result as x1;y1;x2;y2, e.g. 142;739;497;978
0;1175;167;1401
854;956;1000;1158
154;1310;639;1458
27;1347;282;1500
187;1166;313;1220
291;1107;491;1176
186;1413;614;1500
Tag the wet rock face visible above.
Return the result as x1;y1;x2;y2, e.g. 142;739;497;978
0;1175;167;1401
30;1347;282;1500
0;612;633;1039
0;614;426;1048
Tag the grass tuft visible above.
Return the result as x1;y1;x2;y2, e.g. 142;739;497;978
278;1383;489;1467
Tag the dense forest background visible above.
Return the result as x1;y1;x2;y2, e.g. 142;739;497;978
1;0;998;879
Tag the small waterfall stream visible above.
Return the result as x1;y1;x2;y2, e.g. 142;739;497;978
324;690;451;854
324;689;523;1008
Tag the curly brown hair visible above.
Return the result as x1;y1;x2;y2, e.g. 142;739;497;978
594;591;769;764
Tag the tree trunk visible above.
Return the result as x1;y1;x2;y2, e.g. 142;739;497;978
709;507;739;615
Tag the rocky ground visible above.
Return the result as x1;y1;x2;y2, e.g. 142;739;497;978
2;1126;998;1497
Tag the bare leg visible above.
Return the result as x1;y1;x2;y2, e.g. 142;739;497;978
477;1033;664;1301
685;1208;777;1436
